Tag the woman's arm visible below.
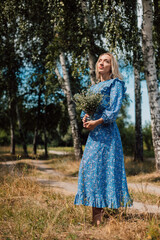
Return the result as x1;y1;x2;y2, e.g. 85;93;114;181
101;80;125;124
84;80;125;130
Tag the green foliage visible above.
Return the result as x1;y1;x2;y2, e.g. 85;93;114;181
143;122;153;151
0;129;10;145
61;126;73;146
0;0;158;156
119;123;135;156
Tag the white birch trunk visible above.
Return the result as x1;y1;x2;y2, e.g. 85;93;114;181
134;63;143;161
142;0;160;170
56;52;82;160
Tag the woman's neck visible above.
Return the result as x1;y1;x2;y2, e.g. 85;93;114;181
100;73;111;82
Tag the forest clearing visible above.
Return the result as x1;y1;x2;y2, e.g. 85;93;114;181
0;0;160;239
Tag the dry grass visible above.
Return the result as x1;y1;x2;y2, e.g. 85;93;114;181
127;172;160;186
0;147;160;239
124;156;156;176
0;164;160;240
47;154;80;177
129;189;160;205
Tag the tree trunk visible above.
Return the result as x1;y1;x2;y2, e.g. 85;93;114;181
33;89;41;155
9;96;15;155
33;127;38;155
43;105;48;158
133;63;143;161
44;127;48;158
10;110;15;155
142;0;160;170
56;52;83;160
16;104;28;156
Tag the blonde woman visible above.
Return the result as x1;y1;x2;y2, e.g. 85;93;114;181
74;53;133;226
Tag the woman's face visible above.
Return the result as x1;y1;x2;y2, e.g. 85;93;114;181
97;54;111;75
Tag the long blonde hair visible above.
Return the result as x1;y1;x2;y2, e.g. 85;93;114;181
95;52;123;82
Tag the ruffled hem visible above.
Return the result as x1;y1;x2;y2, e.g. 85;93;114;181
74;193;133;209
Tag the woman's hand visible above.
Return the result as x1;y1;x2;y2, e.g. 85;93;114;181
83;120;98;131
83;117;104;131
82;114;89;126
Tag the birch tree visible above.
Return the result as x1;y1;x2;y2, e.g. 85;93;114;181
132;1;143;162
0;0;23;154
134;58;143;161
142;0;160;170
55;53;83;160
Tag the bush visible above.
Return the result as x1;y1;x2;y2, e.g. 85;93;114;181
0;129;10;145
118;123;135;156
143;122;153;151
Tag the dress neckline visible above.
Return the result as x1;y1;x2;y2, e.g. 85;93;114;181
96;78;118;85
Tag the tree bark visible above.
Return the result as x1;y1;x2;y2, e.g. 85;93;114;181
142;0;160;170
33;127;38;155
44;127;48;158
10;108;15;155
33;89;41;155
16;104;28;156
43;105;48;158
9;94;15;155
56;52;83;160
134;63;143;161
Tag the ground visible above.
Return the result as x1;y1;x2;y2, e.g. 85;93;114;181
0;148;160;240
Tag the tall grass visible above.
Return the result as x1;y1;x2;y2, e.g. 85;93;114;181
0;164;160;240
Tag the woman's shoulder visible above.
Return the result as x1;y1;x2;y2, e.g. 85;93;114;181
89;78;126;95
99;78;127;98
110;78;125;88
94;78;125;90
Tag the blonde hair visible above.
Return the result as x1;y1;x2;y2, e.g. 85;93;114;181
95;52;123;82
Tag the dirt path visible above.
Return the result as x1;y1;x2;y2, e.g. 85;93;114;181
1;155;160;214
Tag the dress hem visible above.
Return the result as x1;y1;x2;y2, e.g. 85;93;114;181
74;193;133;209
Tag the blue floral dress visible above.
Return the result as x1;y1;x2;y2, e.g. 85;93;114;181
74;78;133;209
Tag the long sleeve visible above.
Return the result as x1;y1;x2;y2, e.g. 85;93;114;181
80;110;86;119
101;80;125;124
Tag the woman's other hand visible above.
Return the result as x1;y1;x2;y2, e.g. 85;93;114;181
82;114;89;125
83;118;104;131
83;120;97;130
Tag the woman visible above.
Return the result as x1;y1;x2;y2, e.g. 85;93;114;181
74;53;133;226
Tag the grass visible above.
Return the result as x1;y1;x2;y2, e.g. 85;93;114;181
127;172;160;186
129;189;160;205
0;145;159;186
0;146;160;239
124;156;156;176
124;157;160;187
0;145;85;156
45;154;80;177
0;167;160;240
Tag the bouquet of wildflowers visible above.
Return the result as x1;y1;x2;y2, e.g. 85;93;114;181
73;89;103;117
